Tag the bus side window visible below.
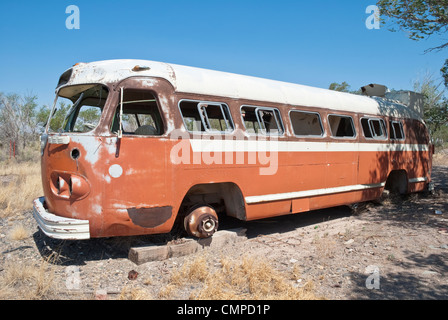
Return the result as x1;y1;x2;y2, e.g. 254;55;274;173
290;110;324;137
179;100;234;133
361;117;387;140
241;106;284;135
328;115;356;138
111;89;164;136
390;120;405;140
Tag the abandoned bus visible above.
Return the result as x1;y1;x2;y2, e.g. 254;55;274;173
33;59;433;240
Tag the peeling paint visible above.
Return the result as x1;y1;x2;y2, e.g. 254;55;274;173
125;168;137;175
70;136;102;165
92;204;102;215
103;174;111;183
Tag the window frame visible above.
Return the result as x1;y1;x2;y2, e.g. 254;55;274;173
360;117;388;140
327;114;357;139
240;105;285;136
178;99;234;134
110;88;165;137
389;120;405;141
288;109;325;138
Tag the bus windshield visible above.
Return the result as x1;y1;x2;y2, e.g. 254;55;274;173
47;84;109;133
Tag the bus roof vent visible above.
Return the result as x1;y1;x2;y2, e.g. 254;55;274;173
361;83;388;97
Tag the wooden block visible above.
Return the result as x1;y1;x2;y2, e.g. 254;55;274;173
198;228;247;248
128;228;247;265
128;244;169;265
168;239;200;258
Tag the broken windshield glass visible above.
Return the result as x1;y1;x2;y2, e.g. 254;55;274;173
47;84;108;133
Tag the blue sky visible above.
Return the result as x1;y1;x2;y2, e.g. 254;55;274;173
0;0;446;107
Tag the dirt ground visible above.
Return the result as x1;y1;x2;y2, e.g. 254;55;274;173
1;166;447;300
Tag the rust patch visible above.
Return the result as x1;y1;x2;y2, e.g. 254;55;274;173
127;206;172;228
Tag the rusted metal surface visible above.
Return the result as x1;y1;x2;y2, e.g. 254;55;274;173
33;60;433;240
127;206;172;228
184;206;219;239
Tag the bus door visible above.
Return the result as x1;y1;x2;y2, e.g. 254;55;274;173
105;80;171;231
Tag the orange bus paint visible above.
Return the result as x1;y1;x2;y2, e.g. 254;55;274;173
33;60;433;240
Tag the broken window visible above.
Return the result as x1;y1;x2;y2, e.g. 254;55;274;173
360;117;387;140
328;115;355;138
390;120;405;140
49;84;108;133
111;89;164;136
290;110;323;137
241;106;284;135
179;100;233;133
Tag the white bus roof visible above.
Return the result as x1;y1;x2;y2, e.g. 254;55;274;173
61;59;422;121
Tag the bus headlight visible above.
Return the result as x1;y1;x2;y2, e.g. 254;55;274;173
50;172;90;200
69;175;90;199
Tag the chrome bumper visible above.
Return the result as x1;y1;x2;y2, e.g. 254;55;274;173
33;197;90;240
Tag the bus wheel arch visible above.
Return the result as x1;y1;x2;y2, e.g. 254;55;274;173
385;170;408;195
177;182;246;237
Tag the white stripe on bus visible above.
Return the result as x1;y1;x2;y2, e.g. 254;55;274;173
245;176;428;204
189;140;429;153
408;177;428;183
244;182;386;204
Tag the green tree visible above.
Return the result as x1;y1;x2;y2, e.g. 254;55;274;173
413;73;448;143
329;82;362;94
53;103;71;132
329;82;351;92
377;0;448;87
0;92;40;153
441;60;448;88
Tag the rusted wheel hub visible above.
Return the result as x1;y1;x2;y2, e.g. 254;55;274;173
184;205;218;238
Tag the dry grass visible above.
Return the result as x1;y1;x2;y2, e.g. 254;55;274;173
313;234;337;260
8;223;29;240
119;286;152;300
0;160;42;218
0;253;58;300
159;253;322;300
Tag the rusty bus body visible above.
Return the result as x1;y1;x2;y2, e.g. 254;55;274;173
33;60;433;240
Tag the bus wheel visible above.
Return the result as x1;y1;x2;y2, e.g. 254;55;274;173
184;205;219;238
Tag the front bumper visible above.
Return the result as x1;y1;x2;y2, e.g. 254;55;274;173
33;197;90;240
